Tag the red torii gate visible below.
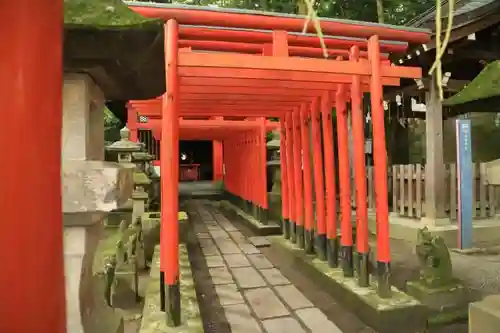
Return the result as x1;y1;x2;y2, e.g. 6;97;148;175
134;114;277;184
0;0;432;332
124;1;429;327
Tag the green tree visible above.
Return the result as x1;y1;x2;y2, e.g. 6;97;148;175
104;107;122;144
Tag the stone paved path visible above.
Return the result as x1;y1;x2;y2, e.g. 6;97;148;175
189;200;344;333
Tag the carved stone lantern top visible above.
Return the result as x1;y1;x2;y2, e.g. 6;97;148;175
266;130;280;150
132;151;154;162
106;127;142;165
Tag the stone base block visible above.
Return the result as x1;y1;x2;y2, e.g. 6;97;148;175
218;200;281;236
407;280;468;325
268;192;282;221
269;236;427;333
139;244;203;333
469;295;500;333
407;280;467;311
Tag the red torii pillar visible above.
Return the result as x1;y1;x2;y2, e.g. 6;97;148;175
128;104;139;142
0;1;66;333
212;116;223;183
160;19;181;325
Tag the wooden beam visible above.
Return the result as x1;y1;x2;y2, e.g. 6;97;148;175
179;52;422;78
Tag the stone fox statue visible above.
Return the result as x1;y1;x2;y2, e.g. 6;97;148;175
415;227;453;287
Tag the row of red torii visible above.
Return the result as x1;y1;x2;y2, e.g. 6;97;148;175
121;2;431;326
3;1;432;332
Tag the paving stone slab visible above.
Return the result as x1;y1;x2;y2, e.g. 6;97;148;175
215;284;245;306
274;285;314;310
193;225;208;233
262;317;306;333
231;267;267;289
207;224;222;231
244;287;290;319
199;238;216;248
217;241;242;254
229;231;247;244
224;303;262;333
201;245;220;257
247;254;273;269
209;229;230;240
248;236;271;248
205;255;226;268
295;308;344;333
209;267;234;285
260;268;291;286
196;232;211;239
223;254;251;268
239;243;261;254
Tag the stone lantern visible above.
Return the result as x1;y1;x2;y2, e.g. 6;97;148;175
105;127;142;225
131;150;153;219
266;130;282;222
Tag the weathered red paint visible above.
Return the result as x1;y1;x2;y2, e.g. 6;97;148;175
280;118;289;222
349;46;369;255
161;19;180;285
285;113;296;229
336;84;352;248
292;110;304;228
127;104;139;142
311;97;326;236
321;92;338;240
300;104;314;237
369;36;390;264
0;1;66;332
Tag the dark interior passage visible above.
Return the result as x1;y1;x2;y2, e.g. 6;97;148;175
180;140;213;181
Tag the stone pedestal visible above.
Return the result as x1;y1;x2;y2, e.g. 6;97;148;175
406;280;467;312
63;160;133;333
469;295;500;333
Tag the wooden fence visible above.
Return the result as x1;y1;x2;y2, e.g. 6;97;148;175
367;163;498;220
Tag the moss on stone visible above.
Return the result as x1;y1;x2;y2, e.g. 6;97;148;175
64;0;159;27
140;244;203;333
133;171;152;185
444;60;500;106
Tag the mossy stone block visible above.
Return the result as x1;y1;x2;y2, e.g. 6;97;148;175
269;236;428;333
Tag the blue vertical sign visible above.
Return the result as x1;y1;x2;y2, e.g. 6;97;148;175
456;119;473;249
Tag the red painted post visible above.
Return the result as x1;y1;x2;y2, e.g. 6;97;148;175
321;92;339;267
245;133;252;209
336;83;354;277
350;46;370;287
285;113;296;242
311;97;327;260
0;1;66;332
213;140;223;182
300;103;314;254
368;35;391;298
280;118;290;238
128;105;139;142
260;117;268;222
160;19;181;325
292;110;305;248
